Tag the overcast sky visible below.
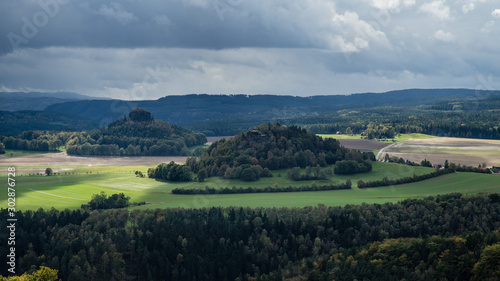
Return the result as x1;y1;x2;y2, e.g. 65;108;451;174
0;0;499;99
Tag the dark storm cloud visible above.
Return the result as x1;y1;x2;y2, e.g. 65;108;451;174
0;0;334;54
0;0;499;97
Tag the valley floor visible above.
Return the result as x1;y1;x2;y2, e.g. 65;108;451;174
0;162;498;210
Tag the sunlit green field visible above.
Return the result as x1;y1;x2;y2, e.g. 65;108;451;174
1;162;498;210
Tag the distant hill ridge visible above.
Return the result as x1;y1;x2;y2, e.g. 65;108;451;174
44;88;500;125
0;91;108;111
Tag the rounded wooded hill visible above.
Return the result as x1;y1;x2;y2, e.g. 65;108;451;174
187;123;374;174
65;108;206;156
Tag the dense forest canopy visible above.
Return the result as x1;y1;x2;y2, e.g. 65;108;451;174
0;111;97;136
0;131;71;152
1;193;498;280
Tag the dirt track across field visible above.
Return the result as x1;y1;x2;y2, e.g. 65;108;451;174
0;152;188;172
383;137;500;167
338;139;391;152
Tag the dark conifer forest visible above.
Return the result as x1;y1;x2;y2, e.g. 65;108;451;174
1;193;499;280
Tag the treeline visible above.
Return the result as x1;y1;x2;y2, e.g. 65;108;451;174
0;131;69;151
181;98;500;140
171;180;352;194
65;108;206;156
384;153;494;173
1;193;499;280
357;168;455;188
305;111;500;140
186;123;372;181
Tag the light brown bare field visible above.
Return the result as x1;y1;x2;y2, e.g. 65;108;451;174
0;152;188;172
384;137;500;167
338;139;390;151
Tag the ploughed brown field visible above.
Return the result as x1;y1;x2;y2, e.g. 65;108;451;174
383;137;500;167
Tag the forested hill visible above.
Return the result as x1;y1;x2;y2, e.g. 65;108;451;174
184;123;373;180
44;89;500;125
65;108;206;156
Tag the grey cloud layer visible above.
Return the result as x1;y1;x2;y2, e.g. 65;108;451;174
0;0;499;97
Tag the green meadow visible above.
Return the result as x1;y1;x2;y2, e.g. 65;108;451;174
0;162;498;210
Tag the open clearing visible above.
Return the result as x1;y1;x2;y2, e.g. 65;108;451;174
384;137;500;167
1;162;498;210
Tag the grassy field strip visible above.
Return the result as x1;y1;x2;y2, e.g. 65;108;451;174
27;188;88;201
0;162;498;210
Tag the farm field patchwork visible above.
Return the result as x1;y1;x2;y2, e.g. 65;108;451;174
384;137;500;167
0;151;188;167
1;162;498;210
319;133;435;152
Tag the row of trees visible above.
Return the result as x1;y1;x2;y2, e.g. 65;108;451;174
384;153;494;173
357;168;455;188
1;193;498;280
65;141;189;156
1;133;63;151
172;180;352;194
